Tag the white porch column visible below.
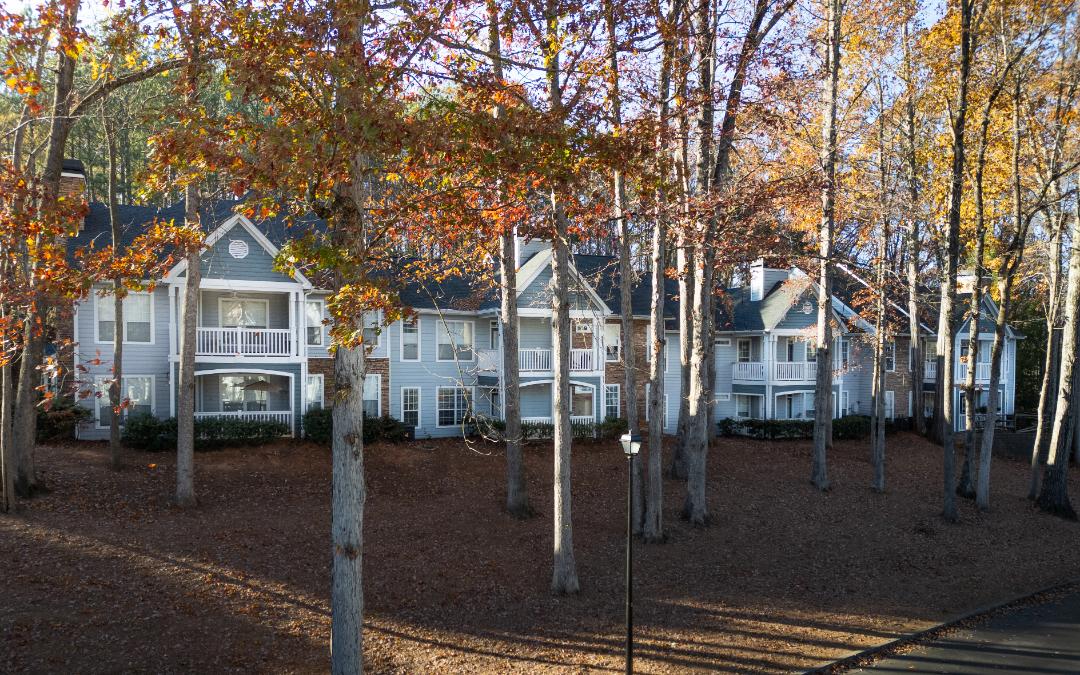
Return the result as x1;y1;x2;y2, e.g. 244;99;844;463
168;285;178;355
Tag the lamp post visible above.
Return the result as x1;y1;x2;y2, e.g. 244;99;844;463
619;431;642;674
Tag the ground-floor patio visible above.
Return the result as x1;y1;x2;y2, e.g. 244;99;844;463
4;434;1079;673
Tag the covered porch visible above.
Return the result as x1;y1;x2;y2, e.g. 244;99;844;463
519;380;597;427
193;370;296;435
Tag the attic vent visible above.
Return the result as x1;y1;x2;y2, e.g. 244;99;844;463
717;393;731;401
717;338;732;346
801;301;813;314
229;240;249;259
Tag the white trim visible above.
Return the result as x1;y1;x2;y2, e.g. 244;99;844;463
604;383;621;420
363;373;382;416
218;296;270;328
165;214;313;288
305;298;327;347
604;322;621;362
399;316;421;362
435;385;475;428
363;311;384;350
400;386;421;427
305;373;325;411
884;340;896;372
435;319;476;363
94;290;155;345
94;374;156;429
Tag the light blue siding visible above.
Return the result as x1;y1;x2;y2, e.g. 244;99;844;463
200;223;294;283
200;290;289;329
519;267;598;310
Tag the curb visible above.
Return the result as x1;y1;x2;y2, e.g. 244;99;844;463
802;577;1080;674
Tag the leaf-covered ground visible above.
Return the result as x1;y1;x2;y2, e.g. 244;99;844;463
3;432;1079;673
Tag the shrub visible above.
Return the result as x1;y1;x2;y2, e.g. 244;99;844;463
124;414;288;451
302;409;412;446
303;408;333;445
597;416;629;440
716;418;813;440
123;413;177;452
833;415;871;440
37;398;93;443
522;420;554;440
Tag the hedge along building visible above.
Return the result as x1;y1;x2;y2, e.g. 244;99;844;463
61;164;1018;438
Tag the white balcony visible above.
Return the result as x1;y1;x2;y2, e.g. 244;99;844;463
958;361;996;382
518;348;596;372
196;327;293;357
925;361;937;381
476;349;501;373
774;361;817;382
732;362;766;382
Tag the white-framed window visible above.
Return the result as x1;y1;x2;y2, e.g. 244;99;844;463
604;383;620;420
221;297;268;328
401;386;420;427
884;390;895;419
96;292;153;344
305;300;325;346
884;341;896;372
835;338;850;370
305;374;324;411
362;312;382;349
805;392;815;418
486;386;500;417
363;374;381;417
735;394;752;419
489;321;499;350
806;338;817;363
737;338;752;363
400;317;420;361
841;390;849;416
436;320;474;361
604;323;621;362
437;386;472;427
96;375;154;427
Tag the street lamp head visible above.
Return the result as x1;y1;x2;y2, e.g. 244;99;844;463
620;431;642;456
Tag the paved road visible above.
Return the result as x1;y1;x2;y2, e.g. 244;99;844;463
850;588;1080;674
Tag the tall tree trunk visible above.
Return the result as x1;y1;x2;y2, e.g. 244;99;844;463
488;0;530;519
869;79;888;493
812;0;842;491
605;0;643;533
103;105;125;469
976;276;1011;510
1;337;13;512
672;237;692;479
14;1;80;497
957;232;984;499
903;17;925;436
1036;175;1080;520
175;184;200;507
331;344;367;671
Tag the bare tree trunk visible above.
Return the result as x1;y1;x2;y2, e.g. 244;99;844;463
976;276;1010;510
644;210;667;542
1031;197;1065;497
331;345;367;671
1;347;13;512
957;230;984;499
672;236;692;480
175;184;200;508
812;0;842;492
488;0;530;519
605;0;643;533
103;105;125;469
869;79;888;493
1037;177;1080;520
903;18;925;436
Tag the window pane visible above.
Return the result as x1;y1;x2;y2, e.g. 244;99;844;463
126;322;151;343
362;375;379;416
362;313;380;347
437;387;469;426
306;376;323;411
605;324;620;361
604;385;619;419
126;293;151;323
437;321;473;360
402;319;419;360
306;302;324;346
402;388;419;426
99;320;115;342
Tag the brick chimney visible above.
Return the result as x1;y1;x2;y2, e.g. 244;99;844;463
60;159;87;232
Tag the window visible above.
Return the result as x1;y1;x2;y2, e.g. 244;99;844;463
571;385;594;418
487;387;500;417
362;312;382;348
841;390;849;416
221;298;268;328
400;317;420;361
401;387;420;426
97;292;152;343
306;300;325;346
604;384;620;420
97;375;153;427
805;392;815;419
221;375;269;412
884;390;895;420
737;338;752;363
604;323;621;362
437;387;471;427
437;320;474;361
806;339;817;363
306;374;324;411
835;338;850;370
736;394;751;419
884;341;896;372
489;321;499;350
363;374;380;417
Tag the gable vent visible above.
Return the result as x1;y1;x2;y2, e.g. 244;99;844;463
228;240;249;259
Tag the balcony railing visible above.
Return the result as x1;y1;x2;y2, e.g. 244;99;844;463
925;361;937;381
476;349;501;373
195;410;293;433
958;362;996;382
518;348;596;372
196;327;292;357
732;362;766;381
774;361;817;382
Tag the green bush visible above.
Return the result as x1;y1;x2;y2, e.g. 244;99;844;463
124;414;288;451
37;398;93;443
522;420;555;440
123;413;177;452
303;408;333;445
302;409;412;446
717;417;813;439
597;416;629;440
833;415;871;440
